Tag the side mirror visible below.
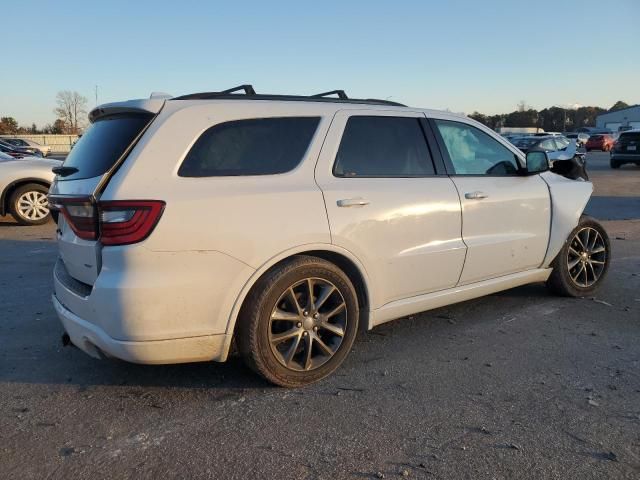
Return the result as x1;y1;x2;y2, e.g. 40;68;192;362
524;151;549;174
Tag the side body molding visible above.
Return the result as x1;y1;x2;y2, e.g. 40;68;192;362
539;171;593;267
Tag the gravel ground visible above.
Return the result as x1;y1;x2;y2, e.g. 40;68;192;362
1;152;639;479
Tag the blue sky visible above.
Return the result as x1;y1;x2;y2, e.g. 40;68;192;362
4;0;639;126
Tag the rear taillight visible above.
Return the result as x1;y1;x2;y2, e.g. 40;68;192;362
50;197;98;240
49;197;165;246
99;201;165;246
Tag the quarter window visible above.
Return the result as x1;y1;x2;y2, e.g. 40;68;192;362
178;117;320;177
333;116;435;177
434;119;520;175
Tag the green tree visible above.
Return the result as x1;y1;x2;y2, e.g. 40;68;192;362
0;116;19;134
609;101;629;112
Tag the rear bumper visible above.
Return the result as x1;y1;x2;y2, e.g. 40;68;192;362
53;294;231;364
51;246;254;364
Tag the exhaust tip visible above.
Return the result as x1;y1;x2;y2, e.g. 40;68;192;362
62;332;72;347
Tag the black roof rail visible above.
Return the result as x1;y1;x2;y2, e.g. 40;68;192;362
220;84;256;95
311;90;348;100
172;85;406;107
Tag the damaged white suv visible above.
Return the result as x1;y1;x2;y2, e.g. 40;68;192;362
51;85;610;387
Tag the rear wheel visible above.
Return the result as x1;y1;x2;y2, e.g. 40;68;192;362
547;216;610;297
236;255;359;387
9;183;51;225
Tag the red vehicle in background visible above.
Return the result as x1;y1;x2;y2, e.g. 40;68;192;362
586;134;615;152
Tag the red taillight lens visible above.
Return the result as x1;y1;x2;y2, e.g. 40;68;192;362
99;200;165;246
50;197;98;240
49;197;165;246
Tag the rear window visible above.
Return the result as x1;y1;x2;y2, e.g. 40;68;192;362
60;113;153;181
620;132;640;142
178;117;320;177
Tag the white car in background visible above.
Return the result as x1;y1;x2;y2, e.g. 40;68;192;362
2;138;52;156
50;86;611;387
0;151;60;224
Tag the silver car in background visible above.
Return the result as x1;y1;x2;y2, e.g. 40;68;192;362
0;151;60;225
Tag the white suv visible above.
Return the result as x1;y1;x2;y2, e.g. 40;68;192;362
50;85;611;387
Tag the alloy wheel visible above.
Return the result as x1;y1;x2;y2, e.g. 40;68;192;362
17;191;49;221
268;277;347;371
567;227;607;288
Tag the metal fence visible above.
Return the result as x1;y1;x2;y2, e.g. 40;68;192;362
0;134;79;153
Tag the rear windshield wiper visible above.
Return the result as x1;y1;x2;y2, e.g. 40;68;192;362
52;166;79;177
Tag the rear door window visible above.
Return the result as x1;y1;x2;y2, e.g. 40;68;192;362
333;116;435;177
178;117;320;177
60;113;153;181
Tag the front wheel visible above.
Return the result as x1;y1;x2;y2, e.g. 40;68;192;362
9;183;51;225
236;256;359;387
547;216;611;297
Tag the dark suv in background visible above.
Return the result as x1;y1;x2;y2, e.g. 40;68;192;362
610;130;640;169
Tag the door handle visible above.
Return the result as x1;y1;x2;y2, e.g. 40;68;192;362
465;191;488;200
337;198;370;207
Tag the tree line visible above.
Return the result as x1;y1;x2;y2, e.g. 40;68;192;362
0;90;88;135
469;100;631;132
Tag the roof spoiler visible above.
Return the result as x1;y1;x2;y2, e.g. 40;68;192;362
88;98;166;123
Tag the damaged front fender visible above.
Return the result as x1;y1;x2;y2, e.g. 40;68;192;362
540;171;593;267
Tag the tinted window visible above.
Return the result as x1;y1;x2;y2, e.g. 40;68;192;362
179;117;319;177
538;139;556;151
333;116;434;177
61;114;153;181
434;119;519;175
620;132;640;142
554;137;570;149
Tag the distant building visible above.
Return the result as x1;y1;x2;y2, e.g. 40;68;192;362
595;105;640;132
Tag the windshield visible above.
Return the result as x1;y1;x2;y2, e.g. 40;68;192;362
513;137;538;147
60;113;153;181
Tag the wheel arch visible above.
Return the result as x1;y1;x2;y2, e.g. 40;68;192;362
0;178;51;216
224;244;373;351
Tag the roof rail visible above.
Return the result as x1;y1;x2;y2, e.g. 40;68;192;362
311;90;348;100
220;84;256;95
172;85;406;107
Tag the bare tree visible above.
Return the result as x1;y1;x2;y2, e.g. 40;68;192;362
54;91;88;134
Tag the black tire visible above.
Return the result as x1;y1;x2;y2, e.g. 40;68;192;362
9;183;51;225
236;255;359;387
546;215;611;297
610;159;620;169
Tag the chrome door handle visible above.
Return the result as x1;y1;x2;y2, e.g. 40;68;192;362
337;198;370;207
465;191;488;200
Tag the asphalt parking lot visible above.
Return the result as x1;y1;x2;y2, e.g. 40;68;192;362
1;152;639;479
